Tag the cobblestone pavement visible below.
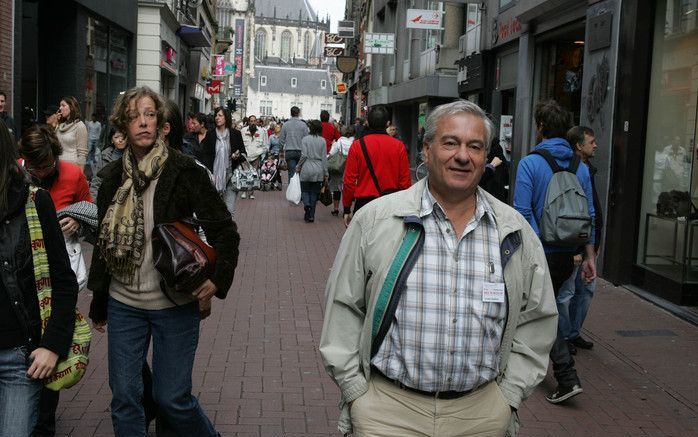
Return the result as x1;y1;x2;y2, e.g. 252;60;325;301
56;190;698;436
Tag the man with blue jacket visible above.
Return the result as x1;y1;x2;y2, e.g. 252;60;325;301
513;100;596;404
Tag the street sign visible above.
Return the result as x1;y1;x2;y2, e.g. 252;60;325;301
338;20;355;38
324;47;345;57
364;33;395;54
406;9;443;30
324;33;344;44
207;79;221;95
336;83;347;94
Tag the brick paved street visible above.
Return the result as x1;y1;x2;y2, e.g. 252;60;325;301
56;190;698;436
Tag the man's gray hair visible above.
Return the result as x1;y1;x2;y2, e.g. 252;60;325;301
423;100;494;153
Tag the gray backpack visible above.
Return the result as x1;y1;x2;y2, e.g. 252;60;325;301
530;149;592;246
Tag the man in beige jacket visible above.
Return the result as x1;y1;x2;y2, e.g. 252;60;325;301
320;100;557;436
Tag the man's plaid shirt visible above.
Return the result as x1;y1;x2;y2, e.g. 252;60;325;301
371;185;507;392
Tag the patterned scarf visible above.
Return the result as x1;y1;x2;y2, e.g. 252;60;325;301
97;139;169;283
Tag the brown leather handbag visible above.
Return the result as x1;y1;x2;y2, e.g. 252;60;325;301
152;220;217;295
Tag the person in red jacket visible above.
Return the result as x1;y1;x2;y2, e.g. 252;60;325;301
19;123;92;437
342;105;411;226
320;110;340;153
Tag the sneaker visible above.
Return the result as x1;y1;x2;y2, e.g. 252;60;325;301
249;194;255;199
570;336;594;349
546;384;583;404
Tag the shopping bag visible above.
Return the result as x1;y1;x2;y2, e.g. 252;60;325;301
286;174;302;205
65;237;87;291
230;162;260;191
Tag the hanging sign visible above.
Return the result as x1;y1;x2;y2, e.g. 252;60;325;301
324;47;345;57
207;79;221;95
338;20;355;38
213;55;225;76
364;33;395;54
406;9;443;30
336;83;347;94
324;33;344;44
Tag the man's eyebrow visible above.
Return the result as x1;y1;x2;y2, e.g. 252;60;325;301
439;134;485;145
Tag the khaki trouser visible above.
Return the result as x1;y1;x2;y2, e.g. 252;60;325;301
350;374;511;437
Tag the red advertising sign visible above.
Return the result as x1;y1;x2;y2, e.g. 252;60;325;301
207;80;221;95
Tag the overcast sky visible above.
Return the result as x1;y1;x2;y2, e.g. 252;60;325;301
308;0;346;32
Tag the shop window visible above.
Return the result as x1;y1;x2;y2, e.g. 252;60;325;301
637;0;698;283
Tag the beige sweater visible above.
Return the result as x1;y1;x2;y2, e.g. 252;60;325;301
56;120;88;166
110;179;196;310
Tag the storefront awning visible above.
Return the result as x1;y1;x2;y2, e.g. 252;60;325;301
178;25;211;48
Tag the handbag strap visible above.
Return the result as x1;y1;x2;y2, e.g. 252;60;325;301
360;137;382;195
24;186;53;333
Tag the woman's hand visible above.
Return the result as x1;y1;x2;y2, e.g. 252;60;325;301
59;217;80;236
193;279;218;301
199;299;212;320
92;320;107;333
27;348;59;379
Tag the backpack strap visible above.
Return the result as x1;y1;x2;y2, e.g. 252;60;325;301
360;137;382;195
530;149;581;174
567;155;581;174
529;149;562;172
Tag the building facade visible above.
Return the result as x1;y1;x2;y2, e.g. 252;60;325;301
13;0;138;131
216;0;254;119
248;0;340;120
343;0;465;164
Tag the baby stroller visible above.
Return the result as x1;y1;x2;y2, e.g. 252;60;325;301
260;153;282;191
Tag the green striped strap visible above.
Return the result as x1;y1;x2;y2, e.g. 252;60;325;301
371;225;420;340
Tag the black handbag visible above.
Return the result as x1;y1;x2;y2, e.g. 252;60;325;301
152;220;217;296
319;181;333;206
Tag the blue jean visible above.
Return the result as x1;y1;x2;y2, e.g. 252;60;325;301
87;139;101;164
107;297;217;437
285;150;301;182
557;264;597;340
301;181;321;220
0;346;42;437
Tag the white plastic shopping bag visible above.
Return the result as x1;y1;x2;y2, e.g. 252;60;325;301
286;173;302;205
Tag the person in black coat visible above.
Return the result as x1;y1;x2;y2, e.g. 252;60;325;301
0;118;78;436
479;136;510;203
199;107;246;218
88;87;239;437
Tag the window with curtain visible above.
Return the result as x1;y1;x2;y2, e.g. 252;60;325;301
255;29;266;60
281;30;292;62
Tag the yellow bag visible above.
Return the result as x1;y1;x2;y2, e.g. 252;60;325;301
26;186;91;391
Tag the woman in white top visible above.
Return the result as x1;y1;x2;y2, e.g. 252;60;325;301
56;96;88;170
327;125;355;216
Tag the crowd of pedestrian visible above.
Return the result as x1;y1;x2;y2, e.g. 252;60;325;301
0;83;604;437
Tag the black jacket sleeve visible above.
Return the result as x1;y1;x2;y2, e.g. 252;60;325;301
230;128;246;171
35;189;78;357
188;165;240;298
